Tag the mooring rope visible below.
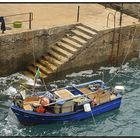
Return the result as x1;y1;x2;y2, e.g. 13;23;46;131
120;25;137;67
32;37;37;93
32;37;36;71
106;24;137;84
42;78;48;91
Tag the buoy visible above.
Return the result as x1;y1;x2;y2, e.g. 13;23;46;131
114;86;125;93
92;97;97;105
36;105;45;113
40;97;50;106
83;103;91;112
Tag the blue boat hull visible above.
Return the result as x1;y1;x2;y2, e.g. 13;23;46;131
11;94;122;125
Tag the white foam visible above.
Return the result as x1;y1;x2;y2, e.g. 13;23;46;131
130;57;138;62
25;78;41;87
4;86;17;96
99;66;118;74
66;70;93;78
50;84;58;89
100;66;114;70
109;67;118;74
0;73;31;87
0;109;24;136
121;62;129;70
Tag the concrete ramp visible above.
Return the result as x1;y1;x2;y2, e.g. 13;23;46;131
22;23;98;80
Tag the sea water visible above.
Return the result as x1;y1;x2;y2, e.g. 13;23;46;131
0;60;140;137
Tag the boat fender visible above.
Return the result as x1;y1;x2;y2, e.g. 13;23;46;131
83;103;91;112
92;97;97;105
35;105;45;113
114;86;125;93
40;97;50;106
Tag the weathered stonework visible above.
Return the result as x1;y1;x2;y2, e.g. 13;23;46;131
0;23;140;78
57;24;140;73
0;24;77;76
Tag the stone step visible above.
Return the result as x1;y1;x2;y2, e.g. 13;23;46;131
66;34;87;44
52;45;73;58
22;24;97;80
27;66;46;78
48;49;68;62
35;63;52;75
22;71;34;79
76;25;97;36
61;38;83;48
80;23;98;33
56;42;77;53
27;66;36;75
70;31;88;41
44;55;63;66
71;29;92;40
39;59;57;71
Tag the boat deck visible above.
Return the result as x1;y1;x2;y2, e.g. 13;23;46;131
21;83;118;114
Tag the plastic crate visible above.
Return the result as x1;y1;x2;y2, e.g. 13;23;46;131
54;100;74;114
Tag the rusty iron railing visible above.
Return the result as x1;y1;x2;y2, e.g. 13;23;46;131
4;12;33;29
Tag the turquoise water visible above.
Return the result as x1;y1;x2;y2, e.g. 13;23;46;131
0;60;140;137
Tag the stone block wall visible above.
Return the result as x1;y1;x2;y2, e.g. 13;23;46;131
0;22;140;77
57;24;140;73
0;24;77;76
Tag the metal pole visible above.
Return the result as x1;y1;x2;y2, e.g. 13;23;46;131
111;14;116;66
29;12;32;29
120;3;123;26
105;4;107;9
77;6;80;22
119;11;123;26
138;9;140;22
116;3;123;66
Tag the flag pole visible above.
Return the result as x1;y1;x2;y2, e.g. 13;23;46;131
33;68;41;93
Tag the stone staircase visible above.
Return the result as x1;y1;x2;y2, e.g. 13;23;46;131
22;23;98;80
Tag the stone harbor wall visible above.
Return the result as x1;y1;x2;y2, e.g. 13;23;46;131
0;23;140;77
57;24;140;73
0;24;76;76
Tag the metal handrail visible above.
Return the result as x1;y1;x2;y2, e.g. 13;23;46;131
3;12;33;29
106;12;116;28
114;11;121;26
4;12;31;18
106;12;117;65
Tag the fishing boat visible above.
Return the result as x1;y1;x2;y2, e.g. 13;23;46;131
11;80;123;125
